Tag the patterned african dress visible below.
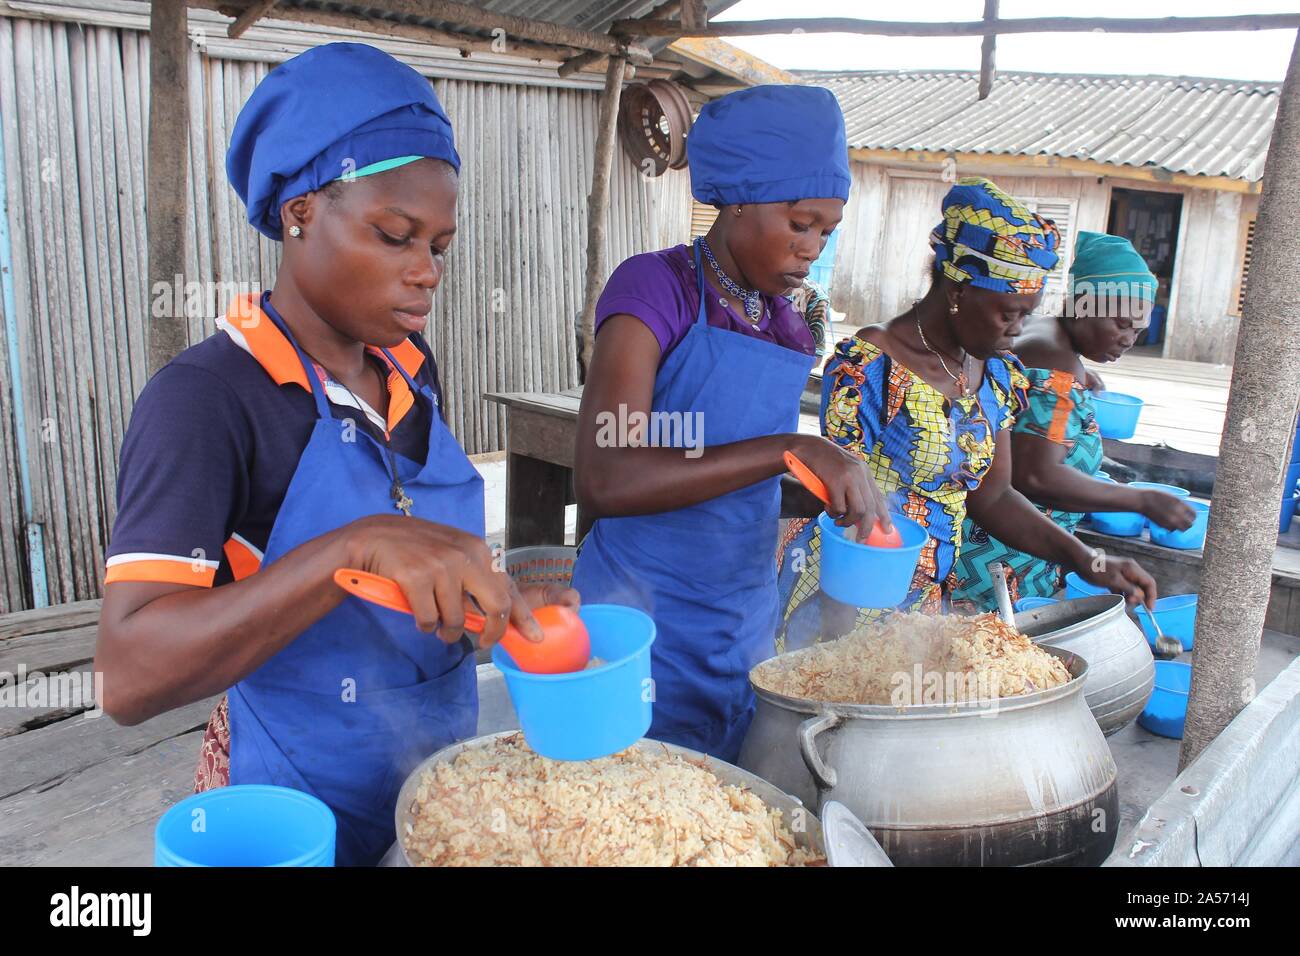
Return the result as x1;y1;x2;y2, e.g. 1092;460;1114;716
951;368;1103;612
775;336;1028;653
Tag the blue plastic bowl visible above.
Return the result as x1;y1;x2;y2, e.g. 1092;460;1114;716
1149;500;1210;550
1282;495;1298;535
1287;461;1300;498
817;511;927;608
1095;470;1111;480
1013;596;1058;613
1137;661;1192;739
1089;509;1146;537
1092;391;1144;440
155;785;336;867
1064;572;1108;601
492;604;655;761
1137;594;1198;650
1128;481;1191;499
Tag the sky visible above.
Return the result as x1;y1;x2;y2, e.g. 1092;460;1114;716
716;0;1297;82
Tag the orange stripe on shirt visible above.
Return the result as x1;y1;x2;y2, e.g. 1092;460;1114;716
223;536;263;581
1044;369;1077;445
105;559;217;588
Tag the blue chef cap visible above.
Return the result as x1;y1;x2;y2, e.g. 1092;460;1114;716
226;43;460;241
687;85;850;207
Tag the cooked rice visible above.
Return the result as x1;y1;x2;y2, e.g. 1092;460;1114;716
752;612;1072;705
401;733;823;867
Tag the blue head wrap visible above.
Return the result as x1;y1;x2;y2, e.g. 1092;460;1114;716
687;85;850;207
1070;231;1158;304
226;43;460;241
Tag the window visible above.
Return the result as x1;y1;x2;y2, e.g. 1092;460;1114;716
1023;198;1077;315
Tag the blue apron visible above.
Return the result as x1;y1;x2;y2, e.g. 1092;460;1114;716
571;240;814;762
227;300;484;867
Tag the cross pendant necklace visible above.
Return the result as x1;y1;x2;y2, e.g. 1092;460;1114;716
310;347;415;516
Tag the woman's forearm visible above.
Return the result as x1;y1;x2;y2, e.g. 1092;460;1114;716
1016;464;1145;515
576;433;799;517
968;487;1095;572
96;525;362;724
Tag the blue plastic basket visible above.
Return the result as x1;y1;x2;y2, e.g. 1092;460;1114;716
492;604;655;761
1089;510;1146;537
155;785;336;867
817;511;927;608
1136;594;1198;649
1064;572;1108;601
1137;661;1191;739
1149;500;1210;550
1282;495;1298;535
1092;391;1143;439
1013;596;1059;613
1128;481;1190;498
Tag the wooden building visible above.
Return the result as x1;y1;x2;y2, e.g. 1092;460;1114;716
810;70;1275;366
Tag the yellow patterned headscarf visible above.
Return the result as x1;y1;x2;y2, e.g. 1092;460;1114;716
929;177;1061;295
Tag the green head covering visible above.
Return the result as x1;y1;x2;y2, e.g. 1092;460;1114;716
1070;232;1158;304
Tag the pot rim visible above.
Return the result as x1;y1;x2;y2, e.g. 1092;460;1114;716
748;644;1090;719
1016;593;1128;647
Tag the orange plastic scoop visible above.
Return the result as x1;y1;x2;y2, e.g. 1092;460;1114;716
783;451;900;548
332;568;590;674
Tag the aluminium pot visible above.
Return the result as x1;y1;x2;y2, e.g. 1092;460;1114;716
738;646;1118;866
1015;594;1155;736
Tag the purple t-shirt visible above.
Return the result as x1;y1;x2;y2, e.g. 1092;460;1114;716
595;244;815;364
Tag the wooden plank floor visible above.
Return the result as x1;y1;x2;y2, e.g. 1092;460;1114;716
1082;352;1230;458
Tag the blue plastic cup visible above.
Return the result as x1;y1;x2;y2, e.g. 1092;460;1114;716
1136;594;1198;649
1149;500;1210;550
1092;392;1143;439
1128;481;1190;498
1064;572;1108;601
155;785;336;867
1137;661;1191;739
817;511;927;608
492;604;655;761
1013;596;1058;613
1088;510;1146;536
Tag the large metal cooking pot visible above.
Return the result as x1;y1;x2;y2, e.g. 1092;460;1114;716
1014;594;1154;736
739;646;1118;866
392;730;832;866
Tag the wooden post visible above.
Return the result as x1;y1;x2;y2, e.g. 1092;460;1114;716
1177;31;1300;770
978;0;998;100
146;0;190;375
577;56;626;379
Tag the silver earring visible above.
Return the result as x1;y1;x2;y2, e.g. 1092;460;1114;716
288;225;302;238
949;301;959;315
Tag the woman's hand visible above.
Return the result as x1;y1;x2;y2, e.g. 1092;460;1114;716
342;515;541;647
1139;489;1197;531
787;434;892;536
1076;554;1158;610
520;582;581;612
1084;368;1106;393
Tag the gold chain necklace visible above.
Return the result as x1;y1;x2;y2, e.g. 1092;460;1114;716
913;303;970;397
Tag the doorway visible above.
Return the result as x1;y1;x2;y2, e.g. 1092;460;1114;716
1107;187;1183;352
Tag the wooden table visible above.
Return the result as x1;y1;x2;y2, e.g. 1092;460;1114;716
486;387;824;549
0;600;219;866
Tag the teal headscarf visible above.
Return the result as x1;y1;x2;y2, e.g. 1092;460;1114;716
1070;232;1158;303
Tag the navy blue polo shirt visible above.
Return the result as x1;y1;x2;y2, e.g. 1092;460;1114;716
105;293;444;588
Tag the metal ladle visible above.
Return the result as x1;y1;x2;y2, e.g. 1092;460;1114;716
1138;604;1184;660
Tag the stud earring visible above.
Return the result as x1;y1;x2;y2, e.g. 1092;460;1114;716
949;301;959;315
288;225;302;238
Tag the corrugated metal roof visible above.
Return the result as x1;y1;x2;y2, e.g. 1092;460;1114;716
282;1;742;55
799;69;1279;182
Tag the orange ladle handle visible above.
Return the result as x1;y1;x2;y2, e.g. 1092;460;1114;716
332;568;496;633
784;451;831;508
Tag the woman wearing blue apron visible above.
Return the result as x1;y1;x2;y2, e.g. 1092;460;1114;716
571;86;888;763
94;44;573;866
